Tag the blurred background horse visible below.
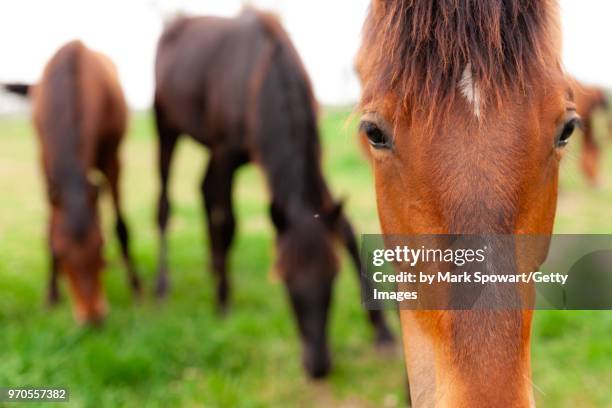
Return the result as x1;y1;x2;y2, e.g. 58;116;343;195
153;9;393;378
4;41;141;324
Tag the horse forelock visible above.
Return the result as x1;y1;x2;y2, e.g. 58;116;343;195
359;0;561;126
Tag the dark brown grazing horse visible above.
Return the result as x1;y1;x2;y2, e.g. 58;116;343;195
358;1;576;406
572;80;609;186
4;40;141;324
153;9;393;378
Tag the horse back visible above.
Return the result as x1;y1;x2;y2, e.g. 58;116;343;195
154;12;274;148
33;40;127;175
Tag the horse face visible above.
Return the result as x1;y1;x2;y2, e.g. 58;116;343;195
360;84;577;235
356;1;576;400
285;266;334;379
273;217;338;379
51;206;106;325
359;83;577;404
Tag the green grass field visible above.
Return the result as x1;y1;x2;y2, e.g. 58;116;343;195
0;108;611;407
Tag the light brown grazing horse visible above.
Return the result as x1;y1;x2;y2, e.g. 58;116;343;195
572;80;609;186
4;41;141;324
358;1;578;406
153;9;393;378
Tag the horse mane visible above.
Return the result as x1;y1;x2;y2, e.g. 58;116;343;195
359;0;561;124
248;9;331;217
159;9;329;218
41;40;91;239
247;8;318;112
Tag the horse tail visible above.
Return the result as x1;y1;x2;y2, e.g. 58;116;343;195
3;83;32;97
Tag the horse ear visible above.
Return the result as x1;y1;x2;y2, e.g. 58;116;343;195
322;200;344;230
270;202;288;232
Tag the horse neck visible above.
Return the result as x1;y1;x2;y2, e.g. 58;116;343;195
37;42;92;238
255;41;330;220
262;132;329;221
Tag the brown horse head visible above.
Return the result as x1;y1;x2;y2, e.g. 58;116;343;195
358;1;575;405
270;203;345;378
49;182;106;324
573;80;609;186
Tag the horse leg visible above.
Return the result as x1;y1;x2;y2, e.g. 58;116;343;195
337;214;395;346
46;220;60;306
101;149;142;296
154;100;180;298
580;120;601;187
201;152;245;313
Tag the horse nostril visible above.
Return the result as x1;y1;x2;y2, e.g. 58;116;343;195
73;297;108;326
75;310;106;327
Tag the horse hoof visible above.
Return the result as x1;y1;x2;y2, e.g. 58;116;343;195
131;278;143;300
216;302;230;317
46;293;60;308
375;326;396;349
154;280;169;299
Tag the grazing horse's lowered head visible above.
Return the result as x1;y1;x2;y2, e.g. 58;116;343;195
358;0;575;406
271;204;341;378
49;174;106;324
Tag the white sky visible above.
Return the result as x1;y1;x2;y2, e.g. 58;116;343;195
0;0;610;108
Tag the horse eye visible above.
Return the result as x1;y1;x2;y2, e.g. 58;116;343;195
360;121;392;149
556;117;580;148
